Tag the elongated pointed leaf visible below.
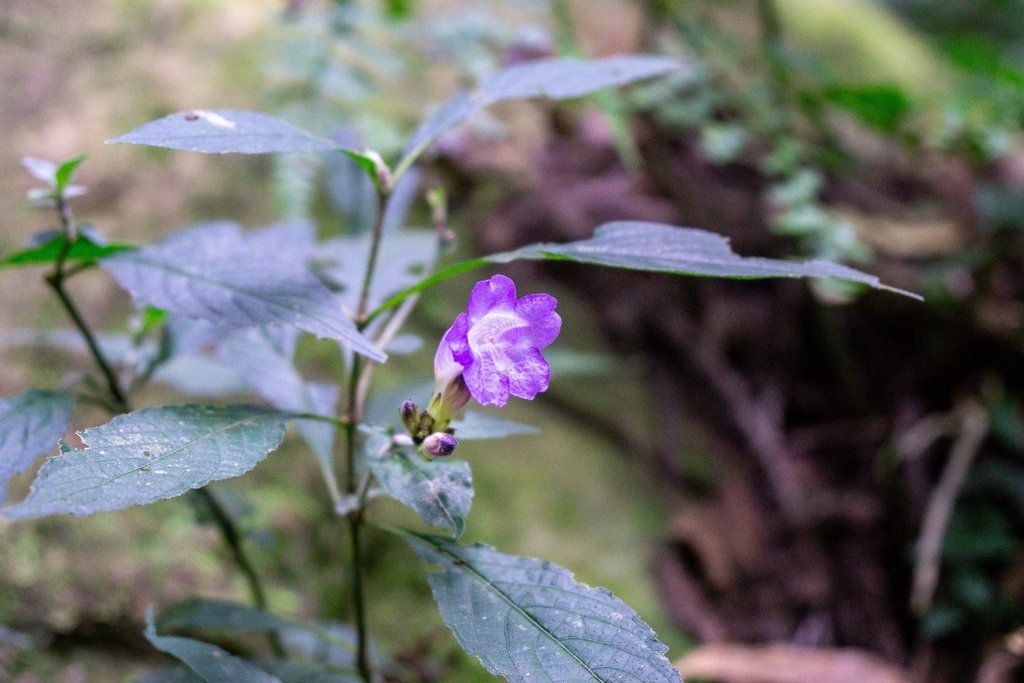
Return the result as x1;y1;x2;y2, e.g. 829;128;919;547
155;598;362;679
450;411;538;440
144;608;282;683
400;55;685;168
157;598;298;634
0;390;75;505
102;222;384;361
367;220;920;322
502;221;919;297
109;110;336;154
403;531;681;683
366;435;472;537
5;405;288;519
1;233;134;268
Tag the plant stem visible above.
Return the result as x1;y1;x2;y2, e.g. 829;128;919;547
355;192;389;323
46;196;129;414
345;180;392;682
344;355;373;681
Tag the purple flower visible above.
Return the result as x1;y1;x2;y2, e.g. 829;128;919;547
433;274;561;411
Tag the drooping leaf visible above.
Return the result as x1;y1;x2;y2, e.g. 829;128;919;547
367;220;920;321
1;232;134;268
450;411;539;440
109;110;336;154
365;434;472;537
501;221;919;296
144;607;282;683
0;390;75;505
399;55;686;171
155;598;362;678
101;221;384;361
5;405;288;519
402;531;681;683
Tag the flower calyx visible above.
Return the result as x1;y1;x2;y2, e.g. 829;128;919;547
400;399;459;458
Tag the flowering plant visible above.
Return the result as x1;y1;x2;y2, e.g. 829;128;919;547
402;274;561;456
0;53;916;683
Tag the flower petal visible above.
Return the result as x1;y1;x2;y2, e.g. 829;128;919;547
515;293;561;348
466;274;517;320
434;313;471;382
462;346;512;407
503;346;551;400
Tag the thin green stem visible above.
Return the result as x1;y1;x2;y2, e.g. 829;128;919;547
344;178;392;681
344;355;372;681
46;196;128;414
356;191;390;323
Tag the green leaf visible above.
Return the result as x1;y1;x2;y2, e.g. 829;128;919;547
157;598;297;634
366;435;472;537
397;55;686;174
144;607;282;683
367;220;919;322
54;154;87;192
1;233;134;268
401;531;681;683
823;84;910;132
5;405;288;519
502;221;917;295
451;411;539;440
101;222;384;361
155;598;362;677
0;390;75;505
109;110;337;154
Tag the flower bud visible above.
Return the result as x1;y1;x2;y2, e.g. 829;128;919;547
423;432;458;457
400;400;419;433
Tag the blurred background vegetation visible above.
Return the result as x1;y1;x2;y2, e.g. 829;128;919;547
2;0;1024;681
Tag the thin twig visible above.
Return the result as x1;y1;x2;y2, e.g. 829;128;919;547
910;402;988;616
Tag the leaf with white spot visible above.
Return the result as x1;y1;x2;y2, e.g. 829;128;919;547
109;110;336;154
5;405;288;519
